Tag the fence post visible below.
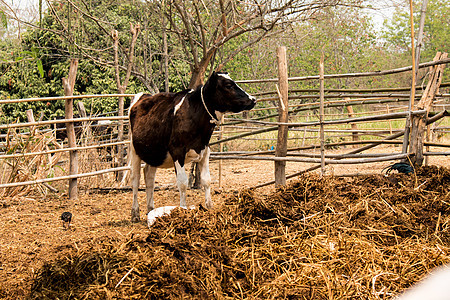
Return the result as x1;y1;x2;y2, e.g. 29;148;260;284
63;58;79;200
218;114;225;188
77;101;91;144
410;52;447;166
117;92;125;182
275;46;289;186
26;109;36;136
346;104;359;146
319;52;325;176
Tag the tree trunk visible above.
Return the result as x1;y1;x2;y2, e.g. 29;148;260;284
188;50;216;88
63;59;79;200
275;46;289;186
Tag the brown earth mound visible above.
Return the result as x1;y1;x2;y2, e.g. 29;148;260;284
29;166;450;299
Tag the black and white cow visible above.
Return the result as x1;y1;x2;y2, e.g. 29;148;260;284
128;71;256;222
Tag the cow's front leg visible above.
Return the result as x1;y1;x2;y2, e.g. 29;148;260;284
143;164;157;213
174;161;188;208
198;147;212;209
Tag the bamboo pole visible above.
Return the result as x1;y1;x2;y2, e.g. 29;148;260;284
274;46;289;186
425;124;431;165
223;97;424;127
0;141;129;160
0;115;128;131
251;82;450;97
414;0;428;75
211;152;402;159
211;153;409;164
0;166;131;189
218;114;224;188
423;152;450;156
0;94;135;105
319;52;326;176
222;110;427;130
402;0;427;155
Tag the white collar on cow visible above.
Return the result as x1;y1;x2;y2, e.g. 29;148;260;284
201;85;220;125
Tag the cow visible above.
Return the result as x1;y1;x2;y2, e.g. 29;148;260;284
128;71;256;222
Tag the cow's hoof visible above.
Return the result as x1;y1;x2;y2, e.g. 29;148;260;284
131;210;140;223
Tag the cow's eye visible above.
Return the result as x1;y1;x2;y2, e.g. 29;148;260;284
225;83;234;89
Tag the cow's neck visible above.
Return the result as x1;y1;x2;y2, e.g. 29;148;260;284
199;85;220;125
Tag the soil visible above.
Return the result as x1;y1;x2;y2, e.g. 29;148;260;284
0;146;449;299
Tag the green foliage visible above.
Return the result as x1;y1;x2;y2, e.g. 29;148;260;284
0;0;154;123
0;10;7;29
222;6;401;92
382;0;450;82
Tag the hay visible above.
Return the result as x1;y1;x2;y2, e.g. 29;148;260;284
30;166;450;299
0;127;63;197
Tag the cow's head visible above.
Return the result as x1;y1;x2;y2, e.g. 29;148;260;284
203;71;256;113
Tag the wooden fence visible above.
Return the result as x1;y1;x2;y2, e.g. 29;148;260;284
0;51;449;197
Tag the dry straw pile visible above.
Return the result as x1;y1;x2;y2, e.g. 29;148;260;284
0;123;119;197
30;166;450;299
0;127;63;197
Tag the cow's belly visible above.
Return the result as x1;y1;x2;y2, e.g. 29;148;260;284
158;149;207;168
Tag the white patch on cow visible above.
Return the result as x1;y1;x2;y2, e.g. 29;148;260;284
147;205;195;227
218;73;232;81
173;90;193;116
129;92;144;114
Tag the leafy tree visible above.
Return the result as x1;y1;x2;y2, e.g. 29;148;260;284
382;0;449;80
0;0;150;122
225;5;397;90
163;0;367;88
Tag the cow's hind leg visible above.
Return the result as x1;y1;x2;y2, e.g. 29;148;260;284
198;147;212;209
144;164;157;213
130;143;141;222
174;161;188;208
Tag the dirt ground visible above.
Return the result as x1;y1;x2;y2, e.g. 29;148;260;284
0;145;449;298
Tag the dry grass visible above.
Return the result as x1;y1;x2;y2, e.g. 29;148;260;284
0;127;63;197
26;165;450;299
0;125;119;197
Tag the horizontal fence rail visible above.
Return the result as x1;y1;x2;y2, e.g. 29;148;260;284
236;57;450;84
0;94;135;105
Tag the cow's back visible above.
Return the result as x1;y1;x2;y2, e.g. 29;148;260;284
130;92;178;167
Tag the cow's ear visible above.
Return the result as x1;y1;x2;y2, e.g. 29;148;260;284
209;71;218;82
